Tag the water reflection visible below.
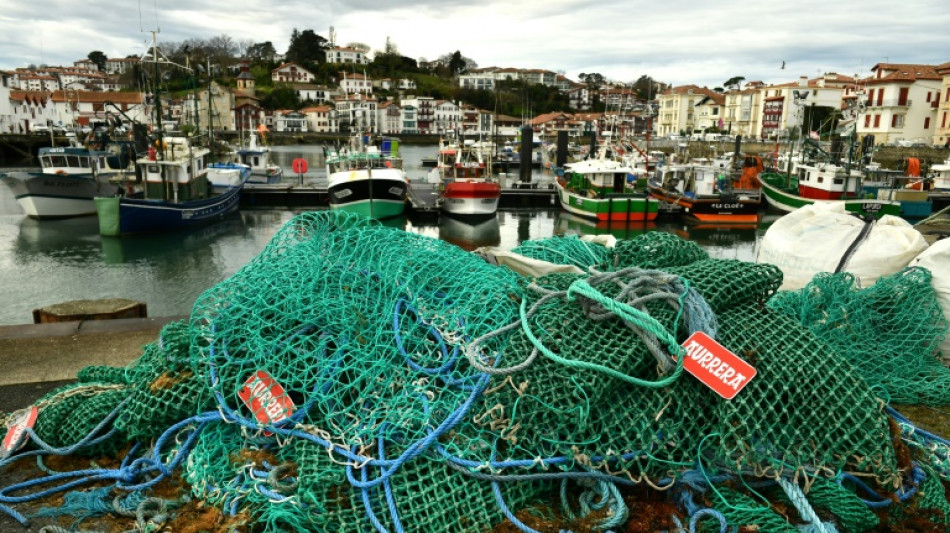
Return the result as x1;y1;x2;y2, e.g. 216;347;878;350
16;216;101;261
99;214;248;264
554;211;658;240
439;215;501;251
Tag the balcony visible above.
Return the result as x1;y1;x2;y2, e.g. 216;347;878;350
866;99;911;108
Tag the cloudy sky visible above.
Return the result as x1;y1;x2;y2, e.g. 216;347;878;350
2;0;948;89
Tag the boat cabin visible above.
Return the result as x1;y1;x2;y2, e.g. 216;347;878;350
140;137;211;202
930;159;950;191
39;145;134;175
795;164;862;200
564;159;633;196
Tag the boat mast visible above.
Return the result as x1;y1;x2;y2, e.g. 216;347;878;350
148;30;169;201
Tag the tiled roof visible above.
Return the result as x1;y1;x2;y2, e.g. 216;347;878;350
49;90;144;104
864;63;942;84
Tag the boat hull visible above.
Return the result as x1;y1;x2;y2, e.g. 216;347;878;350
555;179;658;222
327;174;408;219
759;174;901;218
648;187;762;224
441;181;501;217
94;185;244;236
1;171;120;219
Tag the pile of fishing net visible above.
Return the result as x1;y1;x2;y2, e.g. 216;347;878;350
3;210;950;533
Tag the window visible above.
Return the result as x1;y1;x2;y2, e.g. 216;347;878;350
892;115;904;128
873;115;881;128
898;87;909;106
865;115;871;127
924;117;931;129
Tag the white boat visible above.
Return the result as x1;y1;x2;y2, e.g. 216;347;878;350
325;135;408;219
436;140;500;218
232;129;283;184
0;136;137;219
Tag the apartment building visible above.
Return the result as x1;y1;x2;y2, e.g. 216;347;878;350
656;85;719;136
271;62;315;84
857;63;942;145
936;62;950;146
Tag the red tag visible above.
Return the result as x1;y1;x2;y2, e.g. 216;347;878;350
238;370;295;426
2;406;38;458
680;332;756;400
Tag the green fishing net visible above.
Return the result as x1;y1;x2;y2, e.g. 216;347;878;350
10;212;950;532
767;268;950;405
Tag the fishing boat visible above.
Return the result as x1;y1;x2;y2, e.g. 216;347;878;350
759;159;907;219
438;141;501;218
93;32;246;236
648;153;763;224
554;147;659;222
231;127;283;184
207;162;253;191
0;134;137;219
928;156;950;211
325;134;408;219
94;136;245;236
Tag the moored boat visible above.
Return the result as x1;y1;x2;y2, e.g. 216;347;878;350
648;154;763;224
231;128;283;184
554;148;658;222
0;136;137;219
95;136;245;236
437;141;500;219
760;162;903;219
325;135;408;219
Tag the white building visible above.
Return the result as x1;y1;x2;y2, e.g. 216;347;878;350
271;62;316;84
341;73;373;95
274;110;308;132
326;47;370;65
301;105;336;132
104;57;140;75
400;105;418;134
377;101;402;134
857;63;942;145
293;84;332;103
334;95;378;132
432;100;462;135
656;85;720;137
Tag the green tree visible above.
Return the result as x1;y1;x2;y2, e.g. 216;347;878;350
246;41;278;63
723;76;745;91
579;72;606;90
631;75;659;100
261;86;300;110
286;29;330;64
87;50;107;71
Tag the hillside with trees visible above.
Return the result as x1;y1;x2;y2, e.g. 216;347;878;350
106;29;663;116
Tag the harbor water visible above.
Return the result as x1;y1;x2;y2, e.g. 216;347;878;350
0;144;772;326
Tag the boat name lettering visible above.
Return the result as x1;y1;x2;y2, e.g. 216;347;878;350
861;202;883;213
711;203;742;209
42;180;81;188
680;332;756;400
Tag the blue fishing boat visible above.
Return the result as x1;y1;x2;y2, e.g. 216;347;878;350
93;32;245;236
94;137;245;236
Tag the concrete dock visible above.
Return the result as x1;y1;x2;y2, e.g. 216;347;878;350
0;316;184;413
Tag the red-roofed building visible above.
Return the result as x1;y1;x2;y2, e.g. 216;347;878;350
271;62;316;84
935;61;950;146
858;63;942;145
